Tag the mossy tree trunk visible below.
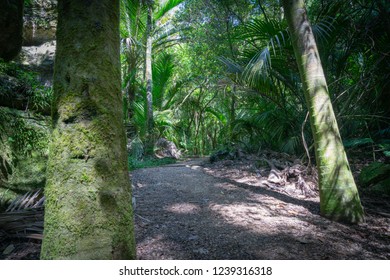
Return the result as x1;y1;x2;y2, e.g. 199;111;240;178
282;0;364;223
41;0;136;259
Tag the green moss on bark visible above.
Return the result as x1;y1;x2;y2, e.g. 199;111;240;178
41;0;136;259
282;0;364;223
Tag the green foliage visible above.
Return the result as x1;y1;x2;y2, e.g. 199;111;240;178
8;118;48;157
154;0;185;21
128;155;176;170
128;136;144;160
0;62;51;157
378;142;390;158
152;52;175;110
0;61;50;202
359;162;390;189
24;0;33;7
0;60;53;111
119;0;389;159
0;107;49;157
343;138;374;148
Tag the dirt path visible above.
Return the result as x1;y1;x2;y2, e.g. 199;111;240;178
132;158;390;260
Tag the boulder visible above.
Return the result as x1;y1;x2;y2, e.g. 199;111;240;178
18;40;56;86
155;138;181;159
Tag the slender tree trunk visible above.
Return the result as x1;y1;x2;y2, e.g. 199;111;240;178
125;59;137;122
145;2;154;153
229;85;236;143
41;0;136;259
122;1;141;123
282;0;364;223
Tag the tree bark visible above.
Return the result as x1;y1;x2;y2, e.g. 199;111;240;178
41;0;136;259
145;2;155;153
0;0;24;61
282;0;364;223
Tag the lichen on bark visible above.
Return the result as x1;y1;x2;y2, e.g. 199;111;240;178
41;0;136;259
282;0;364;224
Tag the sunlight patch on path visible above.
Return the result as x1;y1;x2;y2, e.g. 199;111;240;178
165;203;201;214
209;202;307;235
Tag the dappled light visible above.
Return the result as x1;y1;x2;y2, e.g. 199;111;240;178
166;202;201;214
1;0;389;261
209;202;303;234
130;159;389;259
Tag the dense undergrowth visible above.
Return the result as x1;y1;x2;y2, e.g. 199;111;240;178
128;155;176;171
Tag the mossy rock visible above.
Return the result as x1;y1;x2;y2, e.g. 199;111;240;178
359;162;390;195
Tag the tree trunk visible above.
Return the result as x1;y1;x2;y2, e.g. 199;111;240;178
229;85;236;143
282;0;364;223
145;2;154;154
0;0;24;61
41;0;136;259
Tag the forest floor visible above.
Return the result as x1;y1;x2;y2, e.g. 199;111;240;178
1;154;390;259
132;155;390;260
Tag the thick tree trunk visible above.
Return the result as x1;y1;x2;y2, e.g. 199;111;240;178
282;0;364;223
41;0;136;259
145;3;154;153
0;0;24;61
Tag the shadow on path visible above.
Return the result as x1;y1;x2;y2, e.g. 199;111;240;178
131;161;390;260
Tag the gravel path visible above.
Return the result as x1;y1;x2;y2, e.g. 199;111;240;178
131;158;390;260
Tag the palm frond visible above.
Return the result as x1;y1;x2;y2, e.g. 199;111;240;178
153;25;186;52
163;79;184;110
0;189;44;240
154;0;185;21
121;0;147;38
311;17;335;43
133;101;147;137
238;18;288;49
205;107;227;125
218;56;243;75
0;208;44;240
153;52;175;110
242;46;271;86
6;189;44;212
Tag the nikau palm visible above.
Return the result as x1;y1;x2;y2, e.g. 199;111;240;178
282;0;364;223
145;1;155;153
122;0;184;152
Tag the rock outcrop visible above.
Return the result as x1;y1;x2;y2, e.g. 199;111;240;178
18;41;56;87
0;1;56;202
18;0;58;86
23;0;57;46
